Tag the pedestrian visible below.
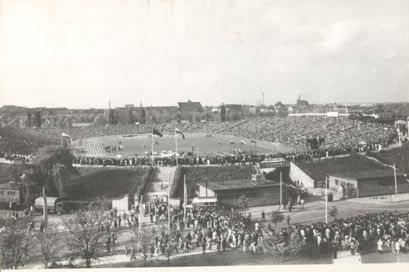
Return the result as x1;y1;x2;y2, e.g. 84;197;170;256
377;238;384;254
350;239;355;255
106;237;111;253
222;236;227;252
202;237;206;254
261;210;265;221
130;246;136;261
300;198;305;209
331;240;338;259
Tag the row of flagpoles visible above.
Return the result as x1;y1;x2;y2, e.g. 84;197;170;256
150;127;257;166
61;128;258;165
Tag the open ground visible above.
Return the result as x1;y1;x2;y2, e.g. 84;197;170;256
73;134;295;158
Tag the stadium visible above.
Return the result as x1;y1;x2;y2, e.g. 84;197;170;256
2;0;409;268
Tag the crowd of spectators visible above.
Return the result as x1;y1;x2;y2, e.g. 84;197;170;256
124;204;409;260
152;206;409;259
278;210;409;257
1;117;398;166
15;116;397;151
0;127;57;161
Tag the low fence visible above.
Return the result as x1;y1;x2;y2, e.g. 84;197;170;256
346;192;409;204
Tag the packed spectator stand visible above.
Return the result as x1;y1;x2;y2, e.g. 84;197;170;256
1;116;399;166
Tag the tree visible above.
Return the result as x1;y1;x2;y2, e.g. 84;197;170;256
271;211;284;227
35;111;42;128
93;114;107;126
329;206;338;221
158;224;177;266
62;199;110;268
0;217;33;269
262;228;306;261
37;147;76;197
238;194;248;209
34;224;61;269
131;224;157;267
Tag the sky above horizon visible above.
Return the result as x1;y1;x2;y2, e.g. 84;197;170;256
0;0;409;109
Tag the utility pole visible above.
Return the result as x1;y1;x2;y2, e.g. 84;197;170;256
279;171;282;211
167;172;170;232
325;176;328;224
43;186;48;224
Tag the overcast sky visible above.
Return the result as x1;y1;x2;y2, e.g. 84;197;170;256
0;0;408;109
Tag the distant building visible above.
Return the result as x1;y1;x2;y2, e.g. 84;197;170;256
0;181;22;205
146;106;178;123
328;170;409;199
177;100;203;122
72;122;93;127
196;179;280;207
224;104;244;120
363;112;393;120
394;120;408;138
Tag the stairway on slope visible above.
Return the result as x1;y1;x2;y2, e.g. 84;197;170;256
143;167;176;202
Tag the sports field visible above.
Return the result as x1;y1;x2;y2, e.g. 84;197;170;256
72;133;296;158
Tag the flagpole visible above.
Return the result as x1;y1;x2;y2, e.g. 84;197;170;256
139;195;143;232
325;176;328;224
175;128;178;166
168;172;171;232
183;175;186;224
151;128;154;166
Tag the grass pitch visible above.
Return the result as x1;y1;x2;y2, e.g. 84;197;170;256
76;133;295;158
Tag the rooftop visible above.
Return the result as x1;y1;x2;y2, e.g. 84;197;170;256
330;170;406;180
293;154;390;182
197;179;278;191
0;182;22;190
178;100;203;112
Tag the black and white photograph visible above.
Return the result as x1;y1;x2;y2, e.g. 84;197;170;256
0;0;409;270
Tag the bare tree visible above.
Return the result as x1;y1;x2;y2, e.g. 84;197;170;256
131;224;157;267
262;228;306;261
158;223;176;266
271;211;284;228
62;199;110;268
329;206;338;221
0;217;32;269
34;224;61;269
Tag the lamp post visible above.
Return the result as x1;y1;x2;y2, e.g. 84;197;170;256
384;163;399;200
393;163;398;198
279;171;282;211
325;176;328;224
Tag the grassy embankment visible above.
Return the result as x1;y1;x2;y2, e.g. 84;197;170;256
65;166;154;201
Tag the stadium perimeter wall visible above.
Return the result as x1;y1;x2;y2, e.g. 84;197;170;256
289;161;317;188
